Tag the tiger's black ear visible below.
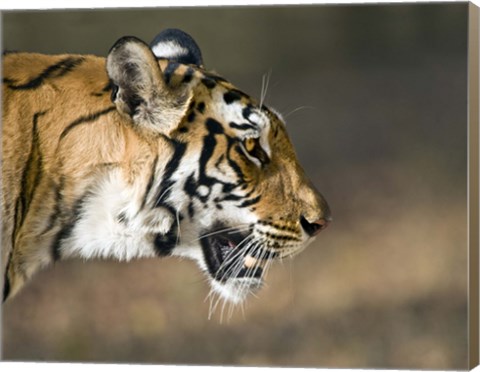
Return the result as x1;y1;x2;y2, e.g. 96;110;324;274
150;28;203;67
106;36;191;135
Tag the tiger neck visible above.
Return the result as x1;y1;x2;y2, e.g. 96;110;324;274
57;131;186;262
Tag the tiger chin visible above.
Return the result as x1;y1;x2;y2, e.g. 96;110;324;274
1;29;331;308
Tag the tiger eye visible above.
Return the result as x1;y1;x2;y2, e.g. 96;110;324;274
244;138;256;152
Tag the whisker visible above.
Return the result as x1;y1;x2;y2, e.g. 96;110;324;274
249;291;260;299
210;291;224;320
227;298;236;321
240;300;246;320
154;184;175;207
175;208;181;246
215;235;254;277
220;297;229;324
283;105;317;119
237;241;261;298
260;70;272;108
191;224;251;243
134;183;176;220
205;289;213;303
203;231;299;322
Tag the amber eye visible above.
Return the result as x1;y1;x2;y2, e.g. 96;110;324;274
244;137;257;153
242;137;269;165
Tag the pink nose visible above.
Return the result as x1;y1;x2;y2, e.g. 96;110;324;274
300;216;330;237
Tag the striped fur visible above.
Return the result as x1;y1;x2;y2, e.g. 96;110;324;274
2;31;330;305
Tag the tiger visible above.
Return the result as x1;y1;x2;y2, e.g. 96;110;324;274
1;28;331;307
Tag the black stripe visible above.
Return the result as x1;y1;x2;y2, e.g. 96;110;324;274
92;81;113;97
188;100;196;111
237;195;261;208
197;120;222;188
6;57;85;90
226;141;247;183
273;122;279;138
153;225;178;256
124;93;145;116
187;111;196;122
188;202;195;219
51;222;74;261
214;154;225;169
229;122;256;131
111;84;119;102
51;191;91;261
261;230;301;242
182;67;194;83
223;90;243;104
40;177;65;235
215;183;255;204
154;139;187;208
249;246;280;259
59;106;116;141
140;156;158;210
197;102;205;113
182;119;238;204
25;112;46;210
3;251;13;302
3;276;11;302
184;173;197;198
202;72;227;83
221;182;237;194
12;197;21;249
242;106;253;120
13;111;47;244
201;78;216;89
217;194;242;202
102;81;112;92
258;220;299;234
164;62;179;85
193;119;244;203
205;118;224;134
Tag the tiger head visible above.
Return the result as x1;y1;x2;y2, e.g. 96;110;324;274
104;29;331;304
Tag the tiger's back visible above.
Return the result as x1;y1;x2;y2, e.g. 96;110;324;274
2;52;153;293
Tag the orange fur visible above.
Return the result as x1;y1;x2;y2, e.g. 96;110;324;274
2;39;330;302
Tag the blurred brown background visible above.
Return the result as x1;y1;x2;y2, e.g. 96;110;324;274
1;3;469;370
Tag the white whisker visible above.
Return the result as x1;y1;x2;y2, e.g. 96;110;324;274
175;208;181;245
220;297;229;324
153;184;175;206
191;225;251;243
283;105;317;119
260;70;272;108
227;299;235;320
215;235;254;277
210;291;224;320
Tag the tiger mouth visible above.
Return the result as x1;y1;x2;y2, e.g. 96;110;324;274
200;229;264;282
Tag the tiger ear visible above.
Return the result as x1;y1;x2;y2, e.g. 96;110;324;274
106;36;191;135
150;28;203;67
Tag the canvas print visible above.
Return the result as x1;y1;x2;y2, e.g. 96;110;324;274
1;3;477;370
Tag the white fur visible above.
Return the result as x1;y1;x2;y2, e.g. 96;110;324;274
152;40;189;60
59;88;307;306
210;277;263;304
211;89;272;159
61;171;159;261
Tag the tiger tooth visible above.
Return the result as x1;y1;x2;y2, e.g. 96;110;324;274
244;255;257;268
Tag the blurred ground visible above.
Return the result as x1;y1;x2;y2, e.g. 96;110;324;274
1;3;469;370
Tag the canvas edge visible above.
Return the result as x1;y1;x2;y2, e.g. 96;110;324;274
469;1;480;370
0;8;5;363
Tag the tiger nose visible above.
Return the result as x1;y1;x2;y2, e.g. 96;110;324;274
300;215;330;237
